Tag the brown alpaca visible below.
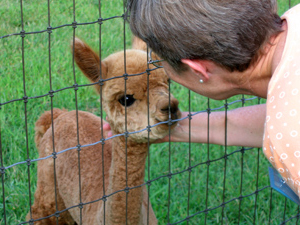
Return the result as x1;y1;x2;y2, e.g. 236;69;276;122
27;38;181;224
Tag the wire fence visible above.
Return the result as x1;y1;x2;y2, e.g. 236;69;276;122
1;0;300;224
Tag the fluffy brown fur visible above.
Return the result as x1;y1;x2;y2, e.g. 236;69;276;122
27;38;181;224
132;37;161;63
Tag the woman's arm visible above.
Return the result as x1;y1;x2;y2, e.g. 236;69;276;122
164;104;266;148
103;104;266;148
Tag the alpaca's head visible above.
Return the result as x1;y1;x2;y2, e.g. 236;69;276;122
73;38;181;142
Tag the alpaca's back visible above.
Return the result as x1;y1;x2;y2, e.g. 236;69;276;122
31;109;112;224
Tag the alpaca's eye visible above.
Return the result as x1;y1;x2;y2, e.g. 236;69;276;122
118;95;136;107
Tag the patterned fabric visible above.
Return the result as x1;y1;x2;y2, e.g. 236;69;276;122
263;4;300;198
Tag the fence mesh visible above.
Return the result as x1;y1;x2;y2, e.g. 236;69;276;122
0;0;300;224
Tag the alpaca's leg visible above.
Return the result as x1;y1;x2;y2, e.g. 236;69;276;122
26;157;75;225
142;187;158;225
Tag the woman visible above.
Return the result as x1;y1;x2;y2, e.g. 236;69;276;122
105;0;300;198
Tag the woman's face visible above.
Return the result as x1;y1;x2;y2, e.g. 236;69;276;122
162;62;239;100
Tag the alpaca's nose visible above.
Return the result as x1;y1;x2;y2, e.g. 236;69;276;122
159;98;179;120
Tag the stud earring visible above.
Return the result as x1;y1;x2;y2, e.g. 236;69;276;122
199;79;204;83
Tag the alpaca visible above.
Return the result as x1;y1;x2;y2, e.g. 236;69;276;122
27;38;181;224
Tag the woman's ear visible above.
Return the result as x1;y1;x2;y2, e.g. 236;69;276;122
181;59;209;80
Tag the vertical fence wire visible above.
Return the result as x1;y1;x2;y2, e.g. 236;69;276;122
46;1;60;224
186;90;192;225
297;207;300;224
237;96;245;225
253;147;260;224
146;46;151;225
122;2;129;223
253;97;262;224
71;1;84;223
269;188;273;225
97;1;107;223
283;198;287;224
221;100;228;224
0;122;6;224
204;98;211;225
237;149;245;225
20;0;33;222
167;78;172;225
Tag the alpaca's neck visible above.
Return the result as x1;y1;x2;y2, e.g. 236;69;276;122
106;136;148;225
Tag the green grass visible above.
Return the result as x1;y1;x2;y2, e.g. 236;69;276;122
1;0;300;224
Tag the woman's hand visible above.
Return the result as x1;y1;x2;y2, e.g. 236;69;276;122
154;123;187;143
103;122;113;138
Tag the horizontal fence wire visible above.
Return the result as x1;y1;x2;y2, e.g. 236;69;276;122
0;17;123;40
1;98;256;171
1;0;300;224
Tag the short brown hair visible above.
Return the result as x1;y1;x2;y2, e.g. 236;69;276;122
128;0;282;72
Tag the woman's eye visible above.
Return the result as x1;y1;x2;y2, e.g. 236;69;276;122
118;95;136;107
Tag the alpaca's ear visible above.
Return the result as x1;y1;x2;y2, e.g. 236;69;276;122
132;36;161;64
72;37;108;82
132;36;147;51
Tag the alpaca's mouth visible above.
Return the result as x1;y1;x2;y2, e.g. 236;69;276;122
155;117;178;127
154;106;181;131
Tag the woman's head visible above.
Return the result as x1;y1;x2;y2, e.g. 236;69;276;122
128;0;282;72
